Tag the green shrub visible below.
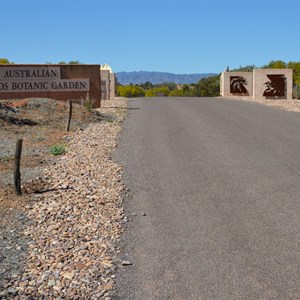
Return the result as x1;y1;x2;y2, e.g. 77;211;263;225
168;89;185;97
145;87;170;97
50;143;66;156
0;155;12;165
117;85;145;98
145;89;155;97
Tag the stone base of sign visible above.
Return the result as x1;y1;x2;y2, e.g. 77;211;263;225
221;69;293;101
0;64;101;108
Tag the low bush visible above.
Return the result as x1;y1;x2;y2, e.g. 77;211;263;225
50;143;66;156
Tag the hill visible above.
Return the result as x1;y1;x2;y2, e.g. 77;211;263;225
116;71;217;85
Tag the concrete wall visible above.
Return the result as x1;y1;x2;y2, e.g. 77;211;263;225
100;70;110;100
109;73;116;99
100;70;116;100
221;71;253;98
221;69;293;101
253;69;293;100
0;64;101;108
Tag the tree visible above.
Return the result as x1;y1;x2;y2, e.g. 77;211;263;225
182;84;190;93
264;60;286;69
145;89;155;97
0;58;12;64
287;61;300;84
158;82;177;91
68;60;81;64
57;60;81;65
287;61;300;98
154;86;170;96
195;75;220;97
232;65;256;72
169;89;185;97
145;86;170;97
139;81;153;90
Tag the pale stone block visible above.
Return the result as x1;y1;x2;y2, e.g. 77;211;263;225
221;71;253;98
100;70;110;100
253;69;293;100
109;73;116;99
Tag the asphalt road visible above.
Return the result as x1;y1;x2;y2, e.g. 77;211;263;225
114;97;300;300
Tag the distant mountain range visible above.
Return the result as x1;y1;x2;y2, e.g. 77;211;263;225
116;71;217;85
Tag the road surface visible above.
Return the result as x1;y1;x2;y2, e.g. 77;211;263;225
114;97;300;300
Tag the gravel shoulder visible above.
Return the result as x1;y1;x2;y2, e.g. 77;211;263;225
220;96;300;113
0;97;128;299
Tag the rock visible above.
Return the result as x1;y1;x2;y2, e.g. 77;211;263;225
121;260;132;266
102;284;114;290
7;287;18;295
47;279;56;286
0;290;8;297
53;285;61;292
62;271;75;280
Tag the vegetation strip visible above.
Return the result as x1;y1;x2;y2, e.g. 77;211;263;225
116;60;300;98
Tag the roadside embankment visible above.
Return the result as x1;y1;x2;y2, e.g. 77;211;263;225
0;98;128;299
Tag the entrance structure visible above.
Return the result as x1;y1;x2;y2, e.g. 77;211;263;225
100;64;116;100
0;64;101;108
221;69;293;100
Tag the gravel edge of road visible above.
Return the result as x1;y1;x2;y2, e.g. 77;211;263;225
0;98;128;300
219;96;300;114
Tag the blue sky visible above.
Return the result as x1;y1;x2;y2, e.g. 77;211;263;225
1;0;299;74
